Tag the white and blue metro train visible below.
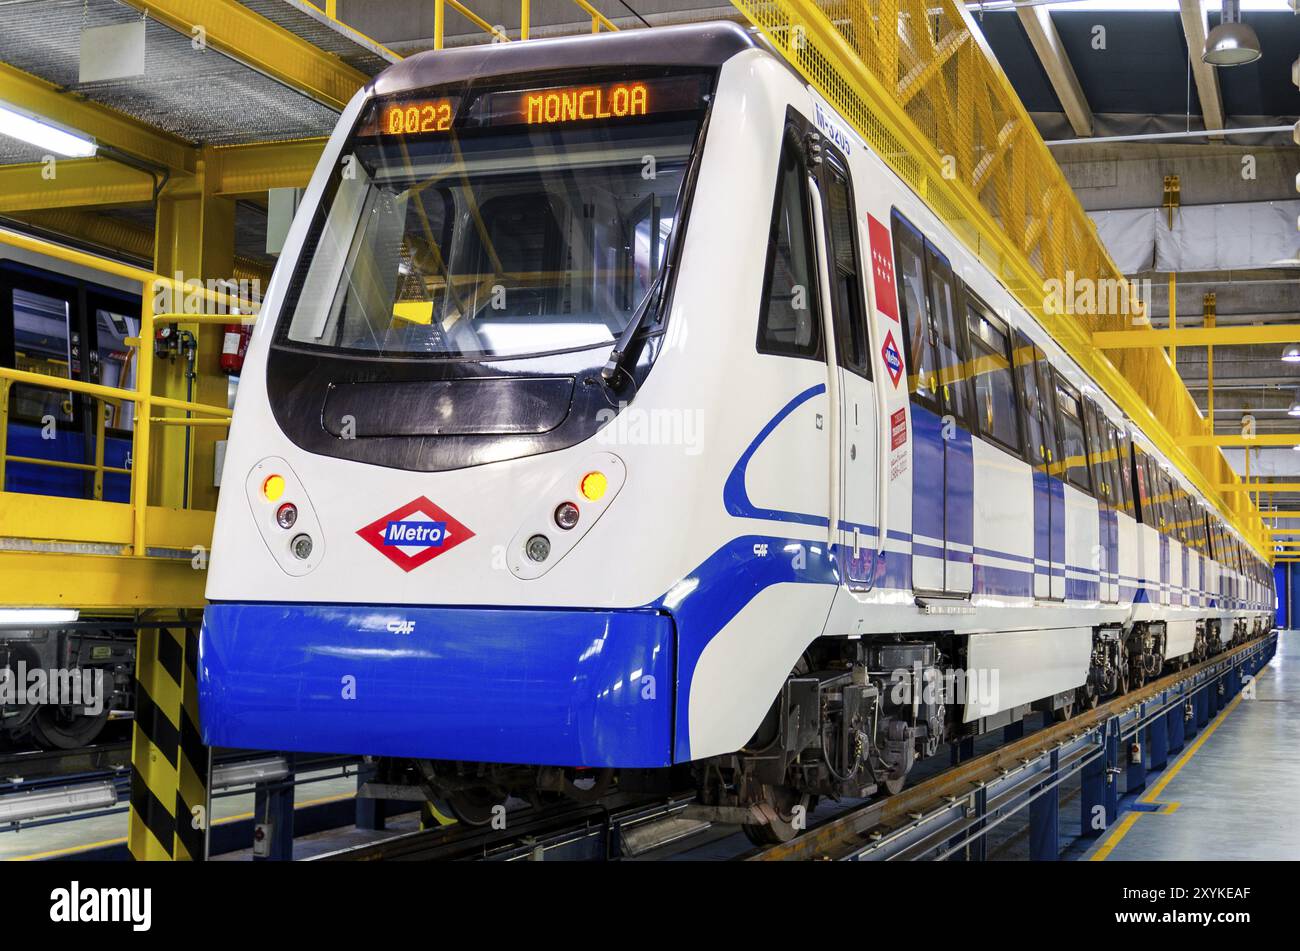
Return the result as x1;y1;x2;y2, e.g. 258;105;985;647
200;22;1274;841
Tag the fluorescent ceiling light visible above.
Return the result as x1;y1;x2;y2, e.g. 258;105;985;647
0;608;80;628
0;102;96;158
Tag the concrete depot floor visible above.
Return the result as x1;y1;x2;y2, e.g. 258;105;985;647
1082;630;1298;861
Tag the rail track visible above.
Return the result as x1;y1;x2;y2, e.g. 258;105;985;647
307;632;1276;862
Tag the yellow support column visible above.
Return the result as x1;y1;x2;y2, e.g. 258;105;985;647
151;156;237;513
128;620;211;860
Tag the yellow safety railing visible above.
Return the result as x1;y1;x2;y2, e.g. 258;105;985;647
0;228;253;559
319;0;618;48
730;0;1268;557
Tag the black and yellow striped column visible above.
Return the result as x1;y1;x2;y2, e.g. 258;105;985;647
128;623;211;861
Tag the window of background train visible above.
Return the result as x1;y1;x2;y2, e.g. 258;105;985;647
824;164;870;378
889;215;937;404
966;303;1020;455
1053;379;1092;493
757;139;821;359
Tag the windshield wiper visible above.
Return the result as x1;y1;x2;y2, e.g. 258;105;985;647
600;269;666;387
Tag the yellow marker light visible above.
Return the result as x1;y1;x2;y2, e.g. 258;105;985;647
262;474;286;502
580;471;608;502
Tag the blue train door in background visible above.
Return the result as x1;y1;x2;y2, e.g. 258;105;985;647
1;262;138;502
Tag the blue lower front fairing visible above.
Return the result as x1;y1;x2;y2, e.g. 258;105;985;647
199;603;676;768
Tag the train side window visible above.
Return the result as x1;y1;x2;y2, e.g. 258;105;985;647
1133;447;1150;523
966;301;1021;455
1081;400;1110;502
1013;332;1046;467
1116;428;1134;516
1174;489;1191;544
1035;352;1062;475
1104;424;1125;513
756;139;821;360
926;252;972;428
823;163;870;378
1053;376;1092;494
1205;514;1215;558
890;212;938;406
1160;472;1176;533
1147;458;1166;530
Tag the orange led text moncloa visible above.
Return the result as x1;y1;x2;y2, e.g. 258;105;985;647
525;84;650;124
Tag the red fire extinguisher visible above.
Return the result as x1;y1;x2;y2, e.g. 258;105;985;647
221;322;252;374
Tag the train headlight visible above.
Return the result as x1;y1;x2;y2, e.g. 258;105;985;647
290;533;314;560
262;474;286;502
580;471;607;501
276;503;298;529
553;502;580;530
525;534;551;563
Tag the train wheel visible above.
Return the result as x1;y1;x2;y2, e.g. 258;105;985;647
881;775;907;795
743;785;814;845
28;703;110;749
445;788;506;827
1054;695;1076;722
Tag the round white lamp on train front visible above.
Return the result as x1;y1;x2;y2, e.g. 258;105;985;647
1282;345;1300;363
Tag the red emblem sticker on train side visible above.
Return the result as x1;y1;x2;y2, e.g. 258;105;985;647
881;330;903;389
890;408;908;449
357;496;474;572
867;215;899;321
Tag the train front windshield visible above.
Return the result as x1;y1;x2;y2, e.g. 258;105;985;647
279;75;710;361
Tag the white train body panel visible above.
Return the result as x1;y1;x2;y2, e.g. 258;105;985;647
199;24;1273;769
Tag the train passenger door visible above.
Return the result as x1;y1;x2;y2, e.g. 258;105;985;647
813;153;879;587
1013;333;1065;599
891;212;973;597
1083;401;1118;603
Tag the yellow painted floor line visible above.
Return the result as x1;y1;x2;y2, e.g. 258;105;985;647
1088;664;1268;861
7;790;356;861
1088;811;1142;861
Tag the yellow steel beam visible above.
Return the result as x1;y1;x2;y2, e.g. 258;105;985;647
0;159;156;213
1094;325;1300;349
1218;483;1300;493
210;138;326;195
1184;434;1300;447
6;208;272;285
118;0;368;111
0;550;206;609
1260;511;1300;519
0;61;195;173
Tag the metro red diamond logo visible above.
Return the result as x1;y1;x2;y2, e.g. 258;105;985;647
881;329;904;389
357;496;474;572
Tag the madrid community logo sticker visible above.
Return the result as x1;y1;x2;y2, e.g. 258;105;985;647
357;496;474;572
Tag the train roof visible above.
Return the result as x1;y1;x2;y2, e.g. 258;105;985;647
368;21;757;99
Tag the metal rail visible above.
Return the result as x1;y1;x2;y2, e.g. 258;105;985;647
747;632;1277;861
312;792;699;862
